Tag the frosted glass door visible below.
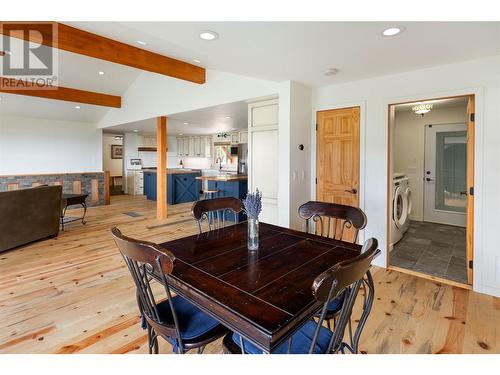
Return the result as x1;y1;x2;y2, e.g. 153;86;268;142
424;123;467;227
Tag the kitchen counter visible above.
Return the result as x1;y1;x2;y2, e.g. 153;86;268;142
142;168;200;175
196;174;248;182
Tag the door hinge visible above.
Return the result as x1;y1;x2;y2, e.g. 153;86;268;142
315;177;318;185
470;186;474;196
315;123;318;131
470;113;475;122
468;260;473;269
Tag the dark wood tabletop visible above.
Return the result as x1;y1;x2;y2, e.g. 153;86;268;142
157;222;362;353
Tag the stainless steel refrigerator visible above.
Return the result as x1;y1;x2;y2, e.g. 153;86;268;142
237;143;248;174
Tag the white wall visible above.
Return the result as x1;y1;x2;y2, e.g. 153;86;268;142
98;70;283;128
289;82;312;230
0;115;102;175
313;56;500;297
102;134;123;176
394;105;467;221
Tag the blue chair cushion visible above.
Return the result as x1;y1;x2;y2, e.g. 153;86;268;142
155;295;221;351
232;320;332;354
326;291;345;315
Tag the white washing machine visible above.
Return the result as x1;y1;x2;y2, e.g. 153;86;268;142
391;175;412;248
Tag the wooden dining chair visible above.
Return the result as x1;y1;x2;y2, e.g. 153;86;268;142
222;238;379;354
298;201;370;349
298;201;367;243
192;197;245;233
111;227;228;354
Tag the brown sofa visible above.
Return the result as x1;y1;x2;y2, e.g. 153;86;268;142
0;185;62;252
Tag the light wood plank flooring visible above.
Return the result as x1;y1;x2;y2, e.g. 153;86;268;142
0;195;498;354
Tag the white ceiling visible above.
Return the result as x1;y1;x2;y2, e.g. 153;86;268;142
104;100;248;135
70;21;500;87
1;22;499;123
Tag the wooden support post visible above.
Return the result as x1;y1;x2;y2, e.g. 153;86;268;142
157;116;168;220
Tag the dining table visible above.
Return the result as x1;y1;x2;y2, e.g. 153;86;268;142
154;221;365;353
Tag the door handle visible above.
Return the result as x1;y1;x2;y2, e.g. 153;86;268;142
426;177;435;182
460;191;467;196
344;188;357;194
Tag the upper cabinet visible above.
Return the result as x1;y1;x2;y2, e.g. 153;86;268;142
141;135;157;147
176;135;213;158
202;136;212;158
230;132;239;144
177;138;184;157
239;130;248;144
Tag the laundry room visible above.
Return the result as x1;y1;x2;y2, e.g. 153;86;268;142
388;95;473;286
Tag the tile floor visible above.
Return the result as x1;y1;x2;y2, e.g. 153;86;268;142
390;220;467;284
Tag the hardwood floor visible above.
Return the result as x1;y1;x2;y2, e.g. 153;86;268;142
0;195;498;354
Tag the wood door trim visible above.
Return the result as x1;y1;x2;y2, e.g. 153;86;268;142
386;94;475;286
466;96;475;285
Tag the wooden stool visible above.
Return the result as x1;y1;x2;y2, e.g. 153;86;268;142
202;190;219;222
203;189;219;199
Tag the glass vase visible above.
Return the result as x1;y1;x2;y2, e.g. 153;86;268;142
247;218;259;251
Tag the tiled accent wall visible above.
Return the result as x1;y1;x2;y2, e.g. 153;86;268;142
0;172;105;206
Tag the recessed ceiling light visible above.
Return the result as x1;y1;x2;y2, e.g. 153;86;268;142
199;31;219;41
74;105;81;109
98;71;104;76
225;116;232;119
193;58;201;64
324;68;339;76
382;26;405;37
137;40;147;46
133;129;139;132
183;122;189;125
179;133;183;136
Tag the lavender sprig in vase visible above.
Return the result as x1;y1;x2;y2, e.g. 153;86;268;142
243;189;262;251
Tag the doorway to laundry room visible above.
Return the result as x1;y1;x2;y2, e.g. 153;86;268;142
387;95;474;287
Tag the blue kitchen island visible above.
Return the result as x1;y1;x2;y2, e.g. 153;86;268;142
204;175;248;222
143;169;201;205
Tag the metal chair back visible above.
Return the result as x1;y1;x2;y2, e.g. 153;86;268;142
298;201;367;243
309;238;378;354
192;197;244;233
110;227;184;353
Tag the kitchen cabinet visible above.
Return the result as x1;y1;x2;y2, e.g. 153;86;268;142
230;132;239;144
141;135;157;147
177;138;184;157
207;179;248;222
249;98;279;225
127;171;144;195
183;138;189;156
188;137;195;156
202;136;212;157
193;137;202;157
239;130;248;143
144;170;201;204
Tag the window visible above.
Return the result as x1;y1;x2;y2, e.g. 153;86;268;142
213;142;232;166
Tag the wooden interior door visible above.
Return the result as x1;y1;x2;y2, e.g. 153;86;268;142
466;95;475;285
316;107;360;241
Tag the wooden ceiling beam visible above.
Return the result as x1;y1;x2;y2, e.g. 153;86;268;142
0;77;121;108
1;22;206;84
